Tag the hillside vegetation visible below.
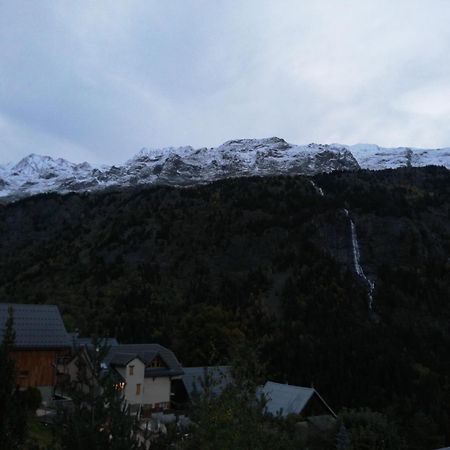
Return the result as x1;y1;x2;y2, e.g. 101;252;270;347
1;166;450;448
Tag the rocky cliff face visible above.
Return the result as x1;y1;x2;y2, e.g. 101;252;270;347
1;137;450;202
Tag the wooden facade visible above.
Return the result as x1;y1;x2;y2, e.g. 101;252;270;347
10;348;71;388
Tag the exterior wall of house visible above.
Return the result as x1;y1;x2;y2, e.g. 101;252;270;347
10;348;70;389
123;358;146;405
142;376;171;409
302;393;335;417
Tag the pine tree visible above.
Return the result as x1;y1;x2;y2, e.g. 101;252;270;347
335;423;351;450
0;306;27;450
57;339;146;450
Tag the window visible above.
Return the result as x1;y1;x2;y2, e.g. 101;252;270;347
148;356;164;368
136;383;141;395
129;365;134;375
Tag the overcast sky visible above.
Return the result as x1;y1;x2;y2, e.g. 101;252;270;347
1;0;450;164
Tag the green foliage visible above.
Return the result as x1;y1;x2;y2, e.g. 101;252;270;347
0;307;28;450
339;408;405;450
56;340;145;450
157;348;307;450
174;304;244;365
1;168;450;445
21;386;42;412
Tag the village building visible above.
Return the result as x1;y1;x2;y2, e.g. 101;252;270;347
55;334;120;395
102;343;184;415
173;365;232;406
0;303;72;402
260;381;336;419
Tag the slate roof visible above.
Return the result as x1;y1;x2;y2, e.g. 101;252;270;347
182;366;232;398
260;381;336;418
109;352;146;366
103;344;184;378
0;303;71;349
75;337;119;349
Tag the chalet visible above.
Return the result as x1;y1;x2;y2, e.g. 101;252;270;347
102;344;184;414
55;334;120;393
0;303;71;402
260;381;336;418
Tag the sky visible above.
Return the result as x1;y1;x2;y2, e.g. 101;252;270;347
1;0;450;165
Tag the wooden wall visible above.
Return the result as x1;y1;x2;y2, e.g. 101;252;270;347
10;348;70;388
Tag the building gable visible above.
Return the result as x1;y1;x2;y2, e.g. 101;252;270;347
261;381;336;418
0;303;70;349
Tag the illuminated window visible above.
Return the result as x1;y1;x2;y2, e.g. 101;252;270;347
129;365;134;375
136;383;141;395
149;357;163;368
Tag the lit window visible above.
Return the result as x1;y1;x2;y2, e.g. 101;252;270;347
129;365;134;375
136;383;141;395
149;357;163;368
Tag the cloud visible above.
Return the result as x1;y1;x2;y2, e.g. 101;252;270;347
1;0;450;164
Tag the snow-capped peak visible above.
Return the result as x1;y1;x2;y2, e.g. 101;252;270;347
12;154;75;177
0;138;449;201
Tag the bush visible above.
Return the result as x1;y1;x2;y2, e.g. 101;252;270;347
22;387;42;412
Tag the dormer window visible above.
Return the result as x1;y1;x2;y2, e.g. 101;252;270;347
129;365;134;375
148;356;164;368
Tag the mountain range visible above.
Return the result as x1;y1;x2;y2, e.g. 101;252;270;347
1;137;450;201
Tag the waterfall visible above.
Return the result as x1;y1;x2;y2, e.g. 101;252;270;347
309;180;324;197
343;209;375;311
313;188;375;310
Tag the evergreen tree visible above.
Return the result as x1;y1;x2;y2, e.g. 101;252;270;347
0;307;27;450
57;339;146;450
335;423;351;450
156;345;306;450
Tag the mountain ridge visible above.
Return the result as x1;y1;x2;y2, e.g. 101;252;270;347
1;137;449;201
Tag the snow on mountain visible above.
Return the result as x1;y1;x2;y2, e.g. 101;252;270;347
0;138;449;201
348;144;450;170
0;154;93;199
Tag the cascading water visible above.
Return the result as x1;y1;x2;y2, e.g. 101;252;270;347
309;180;324;197
343;209;375;311
314;185;375;311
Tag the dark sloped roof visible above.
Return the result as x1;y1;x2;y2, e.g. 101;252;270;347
182;366;232;398
75;337;119;349
0;303;71;349
261;381;336;418
109;352;146;366
104;344;184;378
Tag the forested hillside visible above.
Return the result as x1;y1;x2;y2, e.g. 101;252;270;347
1;166;450;448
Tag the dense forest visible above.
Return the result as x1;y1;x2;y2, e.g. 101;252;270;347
1;166;450;448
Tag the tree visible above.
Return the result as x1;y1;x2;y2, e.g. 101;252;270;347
0;307;27;450
335;423;351;450
155;344;305;450
57;339;146;450
339;408;405;450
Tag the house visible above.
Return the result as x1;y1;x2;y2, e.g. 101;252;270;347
260;381;336;418
55;335;117;398
102;343;184;414
73;335;119;349
0;303;71;401
55;334;120;395
173;365;232;405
